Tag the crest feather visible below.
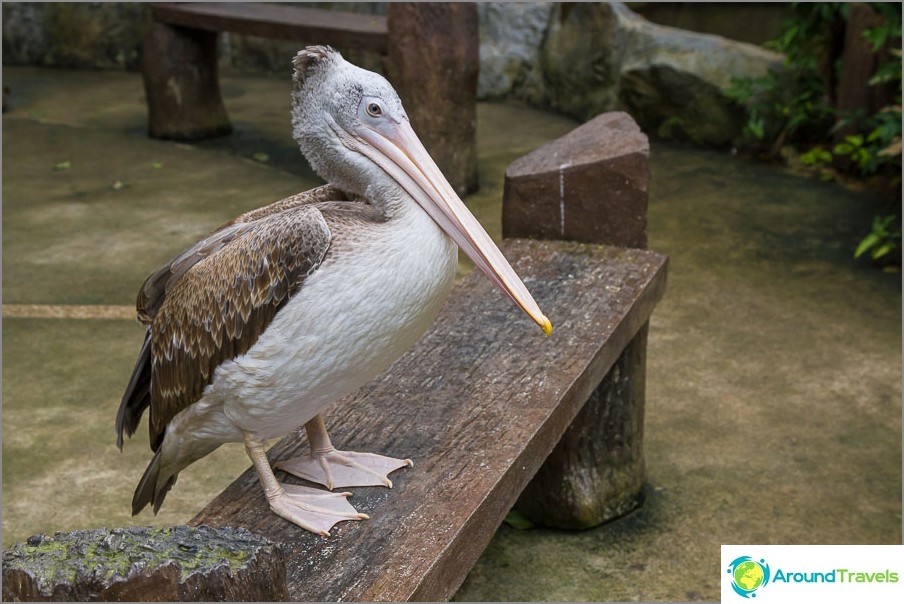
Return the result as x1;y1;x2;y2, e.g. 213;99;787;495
293;45;340;82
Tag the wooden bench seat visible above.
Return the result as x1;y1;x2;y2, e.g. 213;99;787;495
190;238;667;601
150;2;389;53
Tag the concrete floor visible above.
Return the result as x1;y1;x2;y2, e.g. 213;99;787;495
2;66;901;601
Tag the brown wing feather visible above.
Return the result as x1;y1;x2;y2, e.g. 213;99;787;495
146;205;332;450
116;186;343;452
224;183;349;227
136;184;349;324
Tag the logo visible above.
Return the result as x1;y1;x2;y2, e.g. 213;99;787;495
723;546;904;603
727;556;771;598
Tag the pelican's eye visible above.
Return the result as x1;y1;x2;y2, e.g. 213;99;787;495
366;102;383;117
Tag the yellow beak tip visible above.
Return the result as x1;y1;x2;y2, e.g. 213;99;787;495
540;317;553;337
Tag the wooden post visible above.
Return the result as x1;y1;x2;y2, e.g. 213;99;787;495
387;3;479;196
833;4;895;148
505;111;652;529
141;21;232;140
1;525;286;601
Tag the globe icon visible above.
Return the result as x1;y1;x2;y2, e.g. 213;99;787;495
733;560;765;592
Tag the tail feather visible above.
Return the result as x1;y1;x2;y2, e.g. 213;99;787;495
117;329;153;451
132;438;221;515
132;448;177;516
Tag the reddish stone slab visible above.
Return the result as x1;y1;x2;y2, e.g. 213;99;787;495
503;111;650;249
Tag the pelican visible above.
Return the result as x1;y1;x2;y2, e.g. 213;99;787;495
116;46;551;537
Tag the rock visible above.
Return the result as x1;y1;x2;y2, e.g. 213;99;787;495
1;3;47;66
2;525;287;602
477;3;552;102
541;2;783;146
503;111;649;248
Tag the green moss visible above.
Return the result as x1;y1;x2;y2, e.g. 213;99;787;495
3;525;273;594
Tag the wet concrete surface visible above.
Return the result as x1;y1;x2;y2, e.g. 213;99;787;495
2;66;901;601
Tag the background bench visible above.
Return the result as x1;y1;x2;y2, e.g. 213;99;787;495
142;2;478;194
3;112;666;602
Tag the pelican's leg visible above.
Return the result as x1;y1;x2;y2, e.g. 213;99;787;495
274;415;413;490
244;434;368;536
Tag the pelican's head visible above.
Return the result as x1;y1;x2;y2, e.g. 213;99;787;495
290;46;551;336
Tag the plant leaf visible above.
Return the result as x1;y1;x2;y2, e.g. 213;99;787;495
855;233;881;258
503;510;536;530
872;241;897;260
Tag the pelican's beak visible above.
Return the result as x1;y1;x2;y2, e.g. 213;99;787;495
343;118;552;336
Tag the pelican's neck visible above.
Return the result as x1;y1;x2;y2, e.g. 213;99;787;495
358;170;421;221
297;131;418;221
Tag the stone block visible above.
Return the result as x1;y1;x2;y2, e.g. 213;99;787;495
540;2;783;147
503;111;649;249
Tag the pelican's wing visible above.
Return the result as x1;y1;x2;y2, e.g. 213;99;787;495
116;199;334;451
226;183;349;225
136;184;349;323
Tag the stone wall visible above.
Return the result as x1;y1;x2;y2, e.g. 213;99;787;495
2;3;147;70
1;2;385;75
2;2;783;146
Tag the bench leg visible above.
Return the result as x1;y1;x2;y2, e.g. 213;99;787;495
387;2;479;196
141;21;232;140
516;323;648;529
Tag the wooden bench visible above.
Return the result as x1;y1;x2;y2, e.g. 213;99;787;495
141;2;478;194
3;112;666;601
151;2;390;53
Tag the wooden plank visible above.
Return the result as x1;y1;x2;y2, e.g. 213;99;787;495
190;239;668;601
150;3;389;53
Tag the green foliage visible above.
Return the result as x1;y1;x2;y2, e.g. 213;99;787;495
503;509;535;530
799;145;833;166
834;134;873;172
728;2;902;264
726;3;846;152
855;215;902;261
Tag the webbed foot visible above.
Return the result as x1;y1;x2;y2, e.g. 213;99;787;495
275;414;412;490
276;449;413;490
267;483;368;536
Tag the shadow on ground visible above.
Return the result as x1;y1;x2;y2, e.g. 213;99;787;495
2;66;901;601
